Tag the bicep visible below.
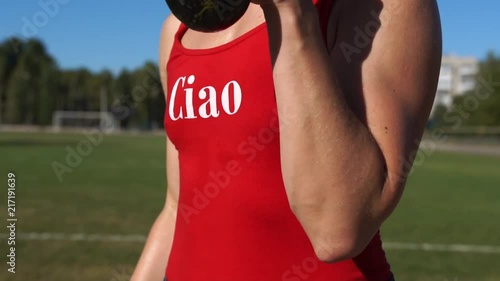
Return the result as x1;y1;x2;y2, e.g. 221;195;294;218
329;0;442;184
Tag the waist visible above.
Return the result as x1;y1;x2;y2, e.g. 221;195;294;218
166;191;391;281
167;151;391;280
166;228;391;281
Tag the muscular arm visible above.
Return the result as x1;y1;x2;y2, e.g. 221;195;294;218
130;15;181;281
261;0;442;262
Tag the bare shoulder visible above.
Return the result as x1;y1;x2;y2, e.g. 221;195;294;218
327;0;442;105
159;14;182;88
327;0;441;56
160;14;181;50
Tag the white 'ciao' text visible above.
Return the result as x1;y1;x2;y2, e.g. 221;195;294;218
169;75;242;120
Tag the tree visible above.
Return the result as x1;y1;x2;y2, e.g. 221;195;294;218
4;60;30;123
129;61;163;129
429;103;448;128
450;51;500;127
96;69;114;112
1;37;168;129
38;59;59;125
4;38;57;124
144;62;165;129
0;37;24;124
112;69;134;129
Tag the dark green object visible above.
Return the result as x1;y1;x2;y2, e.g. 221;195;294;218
165;0;250;32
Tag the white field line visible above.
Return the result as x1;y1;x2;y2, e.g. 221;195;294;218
383;242;500;254
0;232;146;242
1;232;500;254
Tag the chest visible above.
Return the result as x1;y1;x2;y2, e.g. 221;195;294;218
164;27;278;152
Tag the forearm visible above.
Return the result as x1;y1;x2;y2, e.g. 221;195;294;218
131;203;177;281
261;1;387;261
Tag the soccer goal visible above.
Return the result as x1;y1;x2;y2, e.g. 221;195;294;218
52;111;118;133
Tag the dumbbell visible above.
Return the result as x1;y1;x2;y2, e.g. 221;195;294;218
165;0;251;32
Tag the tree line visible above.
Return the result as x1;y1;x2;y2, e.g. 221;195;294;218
0;37;499;130
0;37;165;130
431;52;500;129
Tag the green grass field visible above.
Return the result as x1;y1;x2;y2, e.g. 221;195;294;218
0;132;499;281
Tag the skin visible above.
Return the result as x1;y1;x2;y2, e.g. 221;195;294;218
131;0;442;279
130;16;180;281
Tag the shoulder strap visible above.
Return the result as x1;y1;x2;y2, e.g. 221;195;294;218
174;22;188;42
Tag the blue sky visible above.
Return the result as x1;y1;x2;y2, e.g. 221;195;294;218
1;0;499;74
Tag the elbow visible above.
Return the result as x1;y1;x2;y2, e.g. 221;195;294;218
311;236;366;263
289;205;361;263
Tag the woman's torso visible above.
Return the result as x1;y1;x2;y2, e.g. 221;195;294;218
163;1;392;280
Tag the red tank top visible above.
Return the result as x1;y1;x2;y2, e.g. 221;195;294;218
164;1;392;280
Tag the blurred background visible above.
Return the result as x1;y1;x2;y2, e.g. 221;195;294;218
0;0;499;281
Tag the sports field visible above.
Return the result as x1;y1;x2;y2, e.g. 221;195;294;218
0;131;499;281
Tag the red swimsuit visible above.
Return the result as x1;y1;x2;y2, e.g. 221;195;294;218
163;0;393;280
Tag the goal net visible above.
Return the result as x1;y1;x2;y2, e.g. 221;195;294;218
52;111;118;133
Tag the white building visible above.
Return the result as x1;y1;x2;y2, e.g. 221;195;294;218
433;54;479;112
